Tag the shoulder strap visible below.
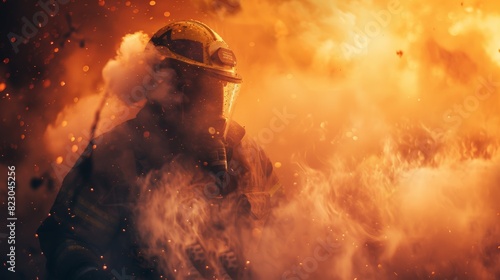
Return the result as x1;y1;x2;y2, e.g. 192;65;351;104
225;120;246;148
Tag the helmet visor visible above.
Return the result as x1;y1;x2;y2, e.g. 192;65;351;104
222;81;240;136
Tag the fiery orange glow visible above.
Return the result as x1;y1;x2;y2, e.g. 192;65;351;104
33;0;500;279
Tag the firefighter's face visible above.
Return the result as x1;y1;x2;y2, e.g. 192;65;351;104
173;64;240;138
181;71;225;122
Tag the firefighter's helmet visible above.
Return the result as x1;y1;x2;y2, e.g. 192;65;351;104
149;20;242;83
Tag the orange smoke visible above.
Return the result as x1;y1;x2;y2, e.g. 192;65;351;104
37;0;500;279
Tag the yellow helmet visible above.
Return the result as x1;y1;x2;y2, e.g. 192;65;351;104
149;20;242;83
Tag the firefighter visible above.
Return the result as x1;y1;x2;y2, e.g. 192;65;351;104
37;20;281;280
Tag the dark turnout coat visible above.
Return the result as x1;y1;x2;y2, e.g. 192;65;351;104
37;103;282;280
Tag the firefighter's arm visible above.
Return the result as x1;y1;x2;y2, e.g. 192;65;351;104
38;141;129;280
233;137;284;226
37;216;110;280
